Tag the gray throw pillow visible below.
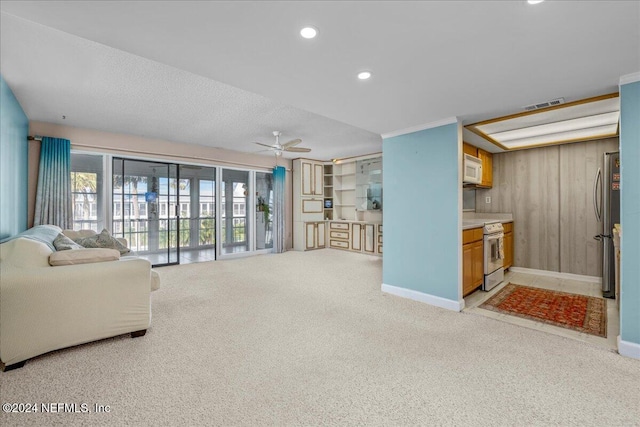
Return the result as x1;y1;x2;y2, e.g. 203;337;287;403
53;233;84;251
73;229;131;255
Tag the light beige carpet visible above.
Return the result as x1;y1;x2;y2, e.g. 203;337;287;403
1;249;639;426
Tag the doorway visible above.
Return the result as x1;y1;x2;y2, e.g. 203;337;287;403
112;158;217;266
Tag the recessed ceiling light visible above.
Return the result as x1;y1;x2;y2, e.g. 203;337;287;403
300;26;318;39
527;0;544;4
357;71;372;80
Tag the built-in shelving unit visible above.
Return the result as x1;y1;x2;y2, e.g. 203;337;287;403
332;161;357;220
323;164;333;220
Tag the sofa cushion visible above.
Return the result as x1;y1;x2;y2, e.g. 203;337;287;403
0;225;62;251
53;233;84;251
0;237;53;267
73;229;131;255
49;248;120;266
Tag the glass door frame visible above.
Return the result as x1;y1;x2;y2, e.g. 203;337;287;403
216;168;274;260
112;157;181;267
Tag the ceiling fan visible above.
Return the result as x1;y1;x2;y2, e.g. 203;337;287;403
254;131;311;156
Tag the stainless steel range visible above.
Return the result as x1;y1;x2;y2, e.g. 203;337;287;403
482;221;504;291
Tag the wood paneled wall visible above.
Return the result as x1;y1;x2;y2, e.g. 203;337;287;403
476;137;618;276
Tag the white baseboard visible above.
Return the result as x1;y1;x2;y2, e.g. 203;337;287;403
618;336;640;360
508;267;601;284
381;283;464;312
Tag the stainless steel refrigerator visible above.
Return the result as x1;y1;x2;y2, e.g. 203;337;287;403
593;151;620;299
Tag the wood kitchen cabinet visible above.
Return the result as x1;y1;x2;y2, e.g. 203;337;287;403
477;148;493;188
462;227;484;296
503;222;514;270
462;142;493;188
463;142;478;157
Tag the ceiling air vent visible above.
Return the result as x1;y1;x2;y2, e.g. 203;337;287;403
523;97;565;111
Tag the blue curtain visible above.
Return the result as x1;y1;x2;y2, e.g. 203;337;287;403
273;166;286;253
34;137;72;229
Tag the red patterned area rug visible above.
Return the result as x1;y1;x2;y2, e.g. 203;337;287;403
480;283;607;337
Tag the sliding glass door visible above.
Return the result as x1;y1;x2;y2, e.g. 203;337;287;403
113;158;180;266
221;169;249;254
177;164;216;263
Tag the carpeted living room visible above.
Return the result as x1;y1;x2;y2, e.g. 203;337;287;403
2;2;640;426
2;249;639;425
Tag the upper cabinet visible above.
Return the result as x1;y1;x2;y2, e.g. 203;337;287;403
463;142;478;157
477;148;493;188
301;160;324;196
463;142;493;188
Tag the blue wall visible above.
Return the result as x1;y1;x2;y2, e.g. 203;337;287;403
382;122;460;304
619;78;640;348
0;75;29;240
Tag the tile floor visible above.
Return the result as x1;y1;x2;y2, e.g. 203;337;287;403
464;270;619;350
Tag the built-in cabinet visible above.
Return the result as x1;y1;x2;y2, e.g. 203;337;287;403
305;221;326;250
294;156;383;255
463;142;493;188
328;221;382;256
293;159;325;251
323;164;333;220
503;222;514;270
301;161;324;196
477;149;493;188
462;227;484;296
333;162;356;221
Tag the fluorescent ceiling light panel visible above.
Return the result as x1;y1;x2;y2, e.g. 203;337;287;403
466;94;619;150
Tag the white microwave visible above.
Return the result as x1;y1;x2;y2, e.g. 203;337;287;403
463;154;482;184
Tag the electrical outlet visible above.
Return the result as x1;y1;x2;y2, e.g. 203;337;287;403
485;196;491;204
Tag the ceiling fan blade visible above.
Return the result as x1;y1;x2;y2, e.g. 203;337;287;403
254;142;277;149
281;138;302;148
285;147;311;152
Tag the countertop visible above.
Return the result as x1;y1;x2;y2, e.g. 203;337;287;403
462;219;513;230
462;213;514;230
329;219;382;225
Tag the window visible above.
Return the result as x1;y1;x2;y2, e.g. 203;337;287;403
233;203;245;216
70;153;104;231
139;203;147;217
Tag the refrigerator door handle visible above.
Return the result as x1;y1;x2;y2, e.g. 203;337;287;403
593;167;602;222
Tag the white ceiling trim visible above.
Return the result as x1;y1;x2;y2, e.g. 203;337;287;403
381;117;458;140
620;72;640;86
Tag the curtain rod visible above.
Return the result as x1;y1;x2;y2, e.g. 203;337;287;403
69;141;290;171
28;135;292;171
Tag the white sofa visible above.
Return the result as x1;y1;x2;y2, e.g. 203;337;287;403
0;227;160;371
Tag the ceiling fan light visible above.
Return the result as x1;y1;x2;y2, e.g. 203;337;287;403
300;26;318;39
357;71;372;80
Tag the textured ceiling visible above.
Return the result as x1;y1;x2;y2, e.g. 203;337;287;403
1;1;639;159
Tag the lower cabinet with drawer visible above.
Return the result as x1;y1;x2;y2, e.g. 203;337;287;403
328;221;381;256
462;227;484;297
329;221;351;249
